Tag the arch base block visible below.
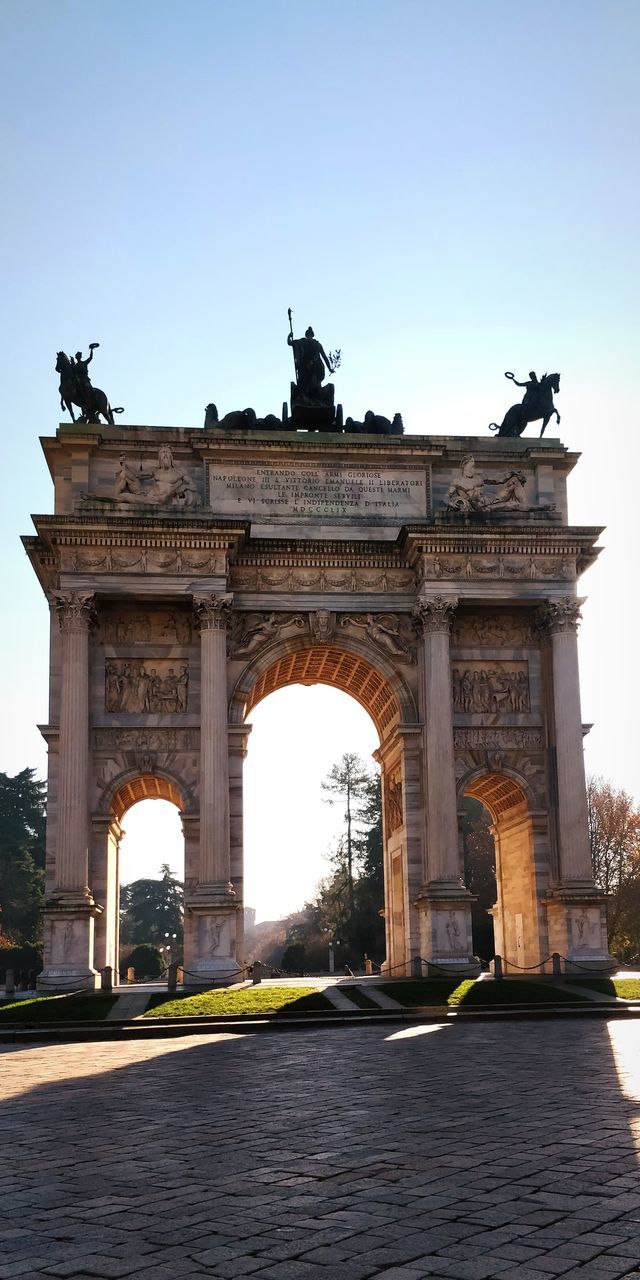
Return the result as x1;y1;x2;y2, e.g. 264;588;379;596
544;885;617;975
184;898;242;988
416;882;482;979
37;899;103;992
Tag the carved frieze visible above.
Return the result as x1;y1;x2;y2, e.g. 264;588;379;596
421;553;574;582
452;663;530;713
105;660;189;713
228;565;415;592
452;612;535;648
340;613;417;663
61;546;225;575
85;446;201;509
93;728;198;751
227;611;306;658
385;767;403;838
453;728;543;750
97;609;194;645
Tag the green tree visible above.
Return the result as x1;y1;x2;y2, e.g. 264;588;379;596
321;753;374;923
120;863;184;946
588;777;640;955
0;769;46;943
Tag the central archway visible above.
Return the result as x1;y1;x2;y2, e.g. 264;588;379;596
229;636;422;974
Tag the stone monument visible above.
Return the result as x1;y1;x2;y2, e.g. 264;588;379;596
24;353;614;988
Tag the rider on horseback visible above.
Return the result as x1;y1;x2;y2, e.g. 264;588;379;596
508;371;540;412
72;344;99;403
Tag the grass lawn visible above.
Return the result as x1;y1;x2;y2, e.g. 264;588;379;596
144;985;334;1018
379;979;595;1008
0;994;117;1023
569;978;640;1001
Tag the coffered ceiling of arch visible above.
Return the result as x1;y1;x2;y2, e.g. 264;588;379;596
242;645;402;739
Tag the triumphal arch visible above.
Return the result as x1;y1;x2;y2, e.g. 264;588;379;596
25;341;614;987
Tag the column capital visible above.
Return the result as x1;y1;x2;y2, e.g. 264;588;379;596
414;596;458;635
193;592;233;632
52;590;95;633
536;596;582;636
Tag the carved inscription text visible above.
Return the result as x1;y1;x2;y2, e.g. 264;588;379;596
208;462;427;519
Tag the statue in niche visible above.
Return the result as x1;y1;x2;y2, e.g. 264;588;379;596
341;613;416;663
62;921;75;959
111;447;200;508
207;921;224;955
56;342;124;424
488;370;561;438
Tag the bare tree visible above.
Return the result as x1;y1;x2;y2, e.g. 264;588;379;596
588;776;640;954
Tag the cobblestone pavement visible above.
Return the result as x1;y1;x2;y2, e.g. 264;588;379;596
1;1019;640;1280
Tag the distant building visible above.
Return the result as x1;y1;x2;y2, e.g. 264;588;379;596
244;906;256;931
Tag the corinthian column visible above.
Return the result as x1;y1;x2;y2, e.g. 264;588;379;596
415;596;460;884
537;598;613;970
193;593;234;895
538;598;592;884
188;593;241;986
414;596;479;975
53;591;95;897
39;592;101;991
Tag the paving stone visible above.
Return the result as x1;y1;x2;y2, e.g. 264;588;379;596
2;1023;640;1280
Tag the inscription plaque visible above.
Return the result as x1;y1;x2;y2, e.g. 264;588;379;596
208;461;428;519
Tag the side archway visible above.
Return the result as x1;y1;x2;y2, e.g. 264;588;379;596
459;768;550;970
92;770;193;978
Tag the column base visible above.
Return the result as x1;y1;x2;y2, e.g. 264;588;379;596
184;896;242;988
38;897;102;992
416;882;482;978
544;885;617;974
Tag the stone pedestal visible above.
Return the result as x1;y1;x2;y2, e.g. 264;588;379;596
415;597;479;975
184;899;241;987
39;900;102;992
544;887;614;973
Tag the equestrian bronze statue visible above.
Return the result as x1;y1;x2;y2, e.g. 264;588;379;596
489;371;560;437
56;343;123;424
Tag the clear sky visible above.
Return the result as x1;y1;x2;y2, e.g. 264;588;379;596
1;1;639;920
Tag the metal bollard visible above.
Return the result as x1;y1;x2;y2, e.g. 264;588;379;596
552;952;563;977
5;969;15;996
127;966;135;983
412;955;423;978
176;966;184;986
101;966;113;994
252;960;263;986
167;961;178;993
19;970;28;991
364;956;373;976
492;955;503;980
28;970;37;990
